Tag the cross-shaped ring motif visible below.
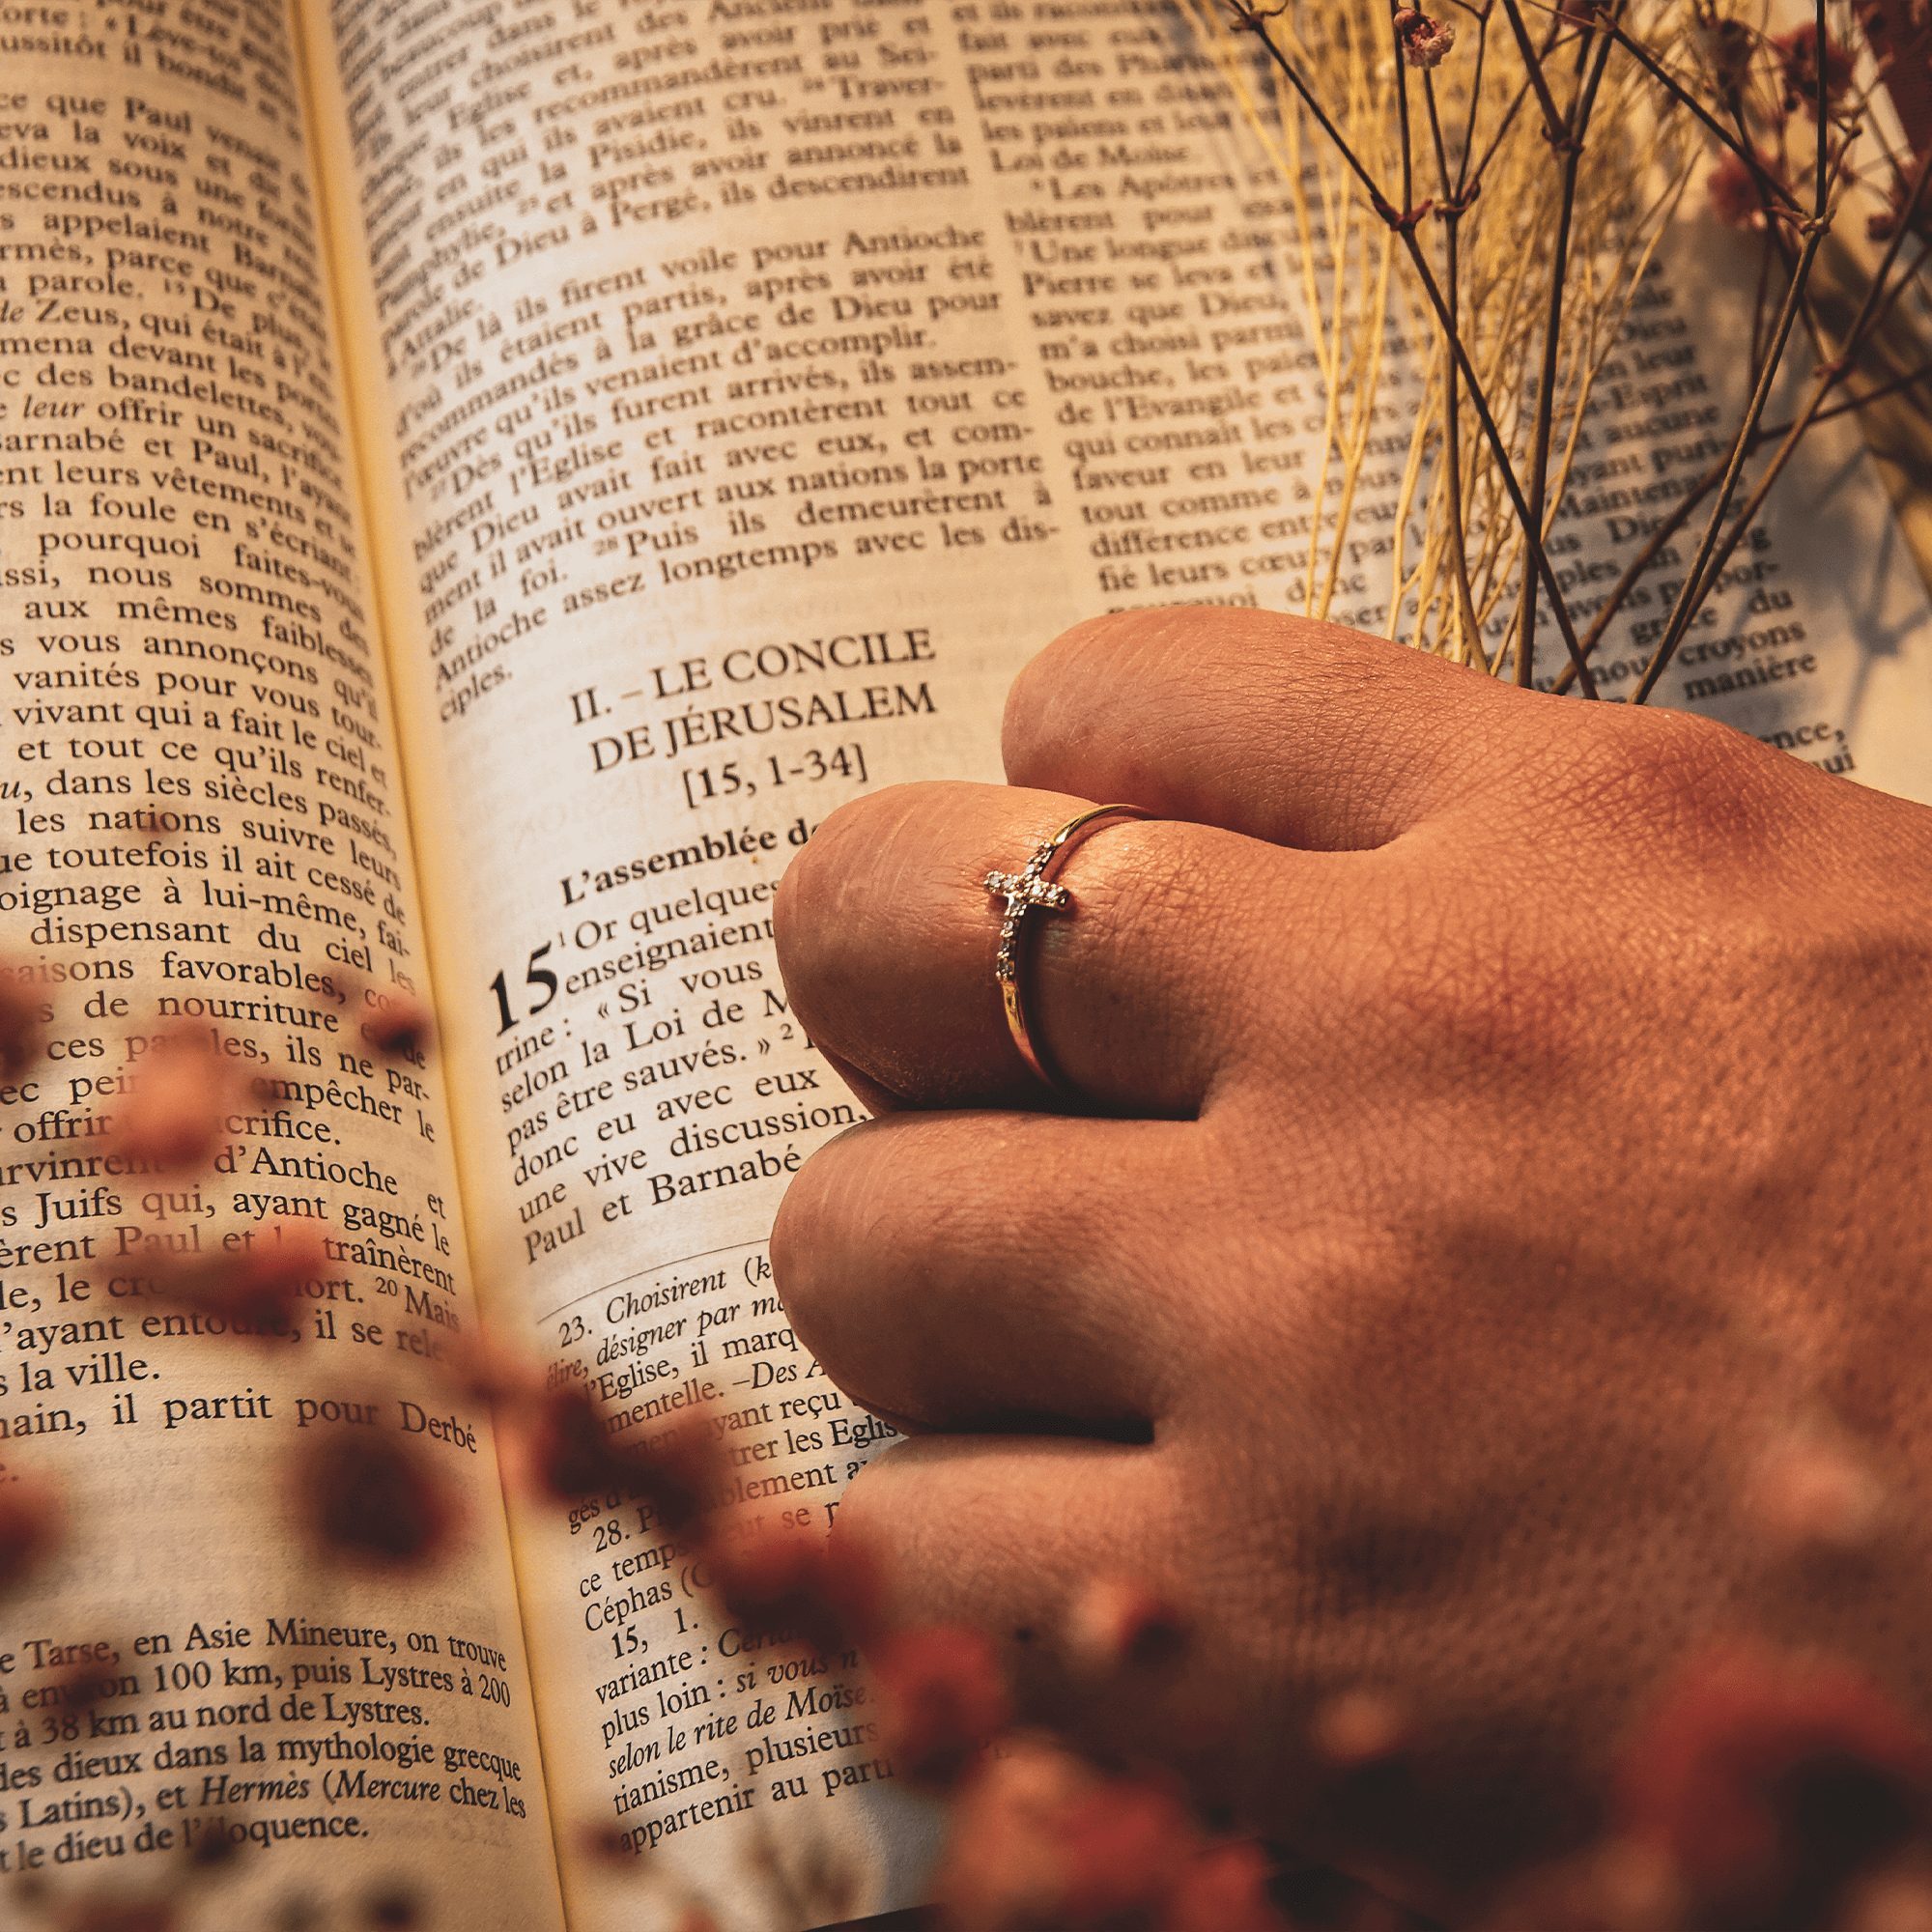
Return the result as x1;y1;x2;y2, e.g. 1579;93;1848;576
981;803;1151;1095
983;859;1072;982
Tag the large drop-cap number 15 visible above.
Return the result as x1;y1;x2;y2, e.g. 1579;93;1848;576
490;944;558;1035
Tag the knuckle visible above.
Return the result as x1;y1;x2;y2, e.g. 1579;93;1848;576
1552;703;1777;853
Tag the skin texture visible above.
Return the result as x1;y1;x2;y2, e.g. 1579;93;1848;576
767;609;1932;1918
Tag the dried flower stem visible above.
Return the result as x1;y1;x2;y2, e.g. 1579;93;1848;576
1633;0;1833;703
1518;6;1622;683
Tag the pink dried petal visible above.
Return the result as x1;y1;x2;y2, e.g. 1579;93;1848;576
363;1888;421;1928
190;1223;332;1342
1065;1577;1190;1679
873;1627;1010;1791
1394;8;1456;67
1696;16;1756;89
0;1470;62;1595
298;1433;460;1572
1057;1776;1198;1921
1311;1689;1411;1768
1708;153;1775;228
577;1820;643;1867
709;1520;878;1656
1749;1435;1886;1552
933;1735;1098;1930
1869;174;1932;243
1161;1839;1286;1932
511;1387;725;1548
113;1034;235;1171
359;991;433;1063
0;980;43;1080
1618;1643;1932;1927
1773;23;1855;113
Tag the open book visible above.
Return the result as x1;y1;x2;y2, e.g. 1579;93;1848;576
2;0;1931;1919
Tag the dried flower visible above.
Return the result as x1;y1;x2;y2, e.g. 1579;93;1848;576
1065;1577;1190;1681
708;1520;878;1656
188;1223;332;1342
1392;8;1456;67
298;1434;459;1572
1868;173;1932;243
1163;1840;1285;1932
1748;1432;1886;1553
1772;23;1855;115
361;1886;420;1928
1708;153;1777;228
511;1386;724;1547
0;980;43;1080
1618;1643;1932;1928
57;1901;178;1932
1055;1776;1200;1923
576;1821;642;1868
0;1470;62;1595
1311;1688;1411;1769
359;990;433;1063
935;1736;1273;1930
934;1735;1102;1930
112;1032;236;1171
872;1627;1009;1790
1694;15;1757;90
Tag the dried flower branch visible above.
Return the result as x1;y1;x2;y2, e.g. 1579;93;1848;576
1179;0;1931;696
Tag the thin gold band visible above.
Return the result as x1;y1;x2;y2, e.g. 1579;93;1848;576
983;803;1152;1095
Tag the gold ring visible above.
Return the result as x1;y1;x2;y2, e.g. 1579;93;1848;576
983;804;1151;1095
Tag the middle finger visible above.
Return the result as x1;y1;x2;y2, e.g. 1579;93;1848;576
774;781;1309;1116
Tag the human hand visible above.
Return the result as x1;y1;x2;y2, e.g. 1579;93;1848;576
769;609;1932;1916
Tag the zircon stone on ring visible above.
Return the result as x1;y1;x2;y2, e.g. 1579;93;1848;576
984;803;1151;1095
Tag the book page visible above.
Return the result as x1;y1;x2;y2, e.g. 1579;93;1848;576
0;7;565;1926
295;0;1932;1924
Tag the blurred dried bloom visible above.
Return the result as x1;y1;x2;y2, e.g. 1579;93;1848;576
188;1224;332;1343
1163;1840;1285;1932
510;1386;724;1548
43;1659;127;1716
1868;173;1932;243
1708;153;1776;228
361;1886;419;1928
186;1820;241;1871
112;1032;236;1171
1065;1577;1190;1681
1773;23;1855;114
576;1820;642;1868
0;979;43;1080
1055;1776;1200;1924
1618;1643;1932;1928
872;1627;1009;1790
1749;1433;1886;1552
1311;1689;1410;1769
57;1902;178;1932
518;1384;636;1501
0;1470;62;1596
359;990;433;1064
1694;15;1757;90
935;1735;1268;1931
452;1334;547;1412
708;1520;878;1656
934;1734;1099;1929
298;1433;459;1572
1392;8;1455;67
